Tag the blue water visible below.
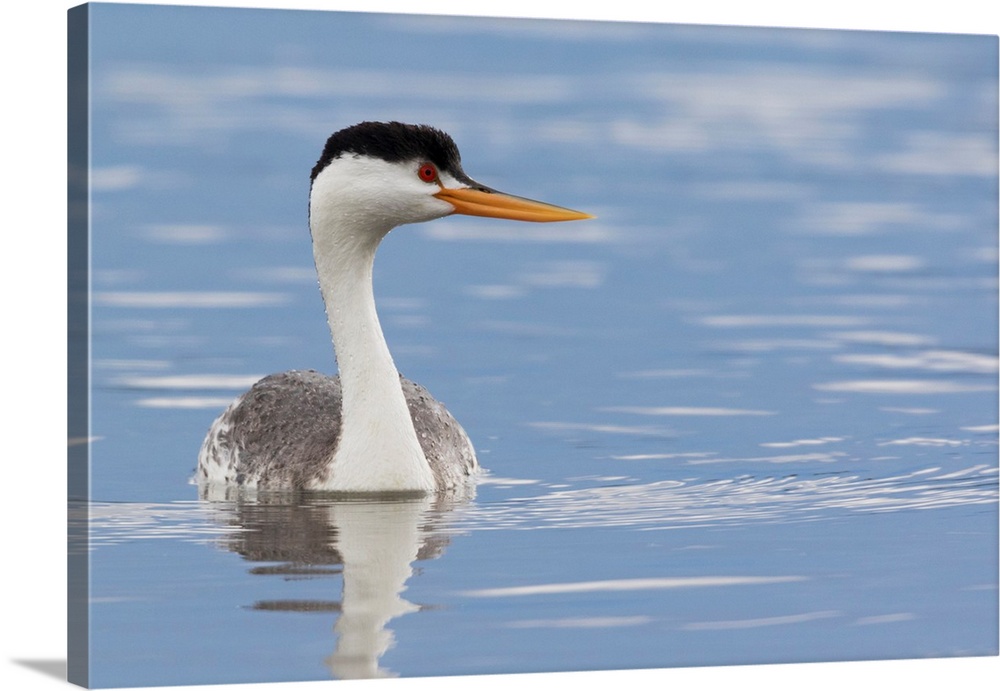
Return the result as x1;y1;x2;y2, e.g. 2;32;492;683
81;4;997;687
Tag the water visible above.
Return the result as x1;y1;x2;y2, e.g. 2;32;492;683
79;4;997;687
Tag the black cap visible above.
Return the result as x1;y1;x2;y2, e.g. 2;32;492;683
310;121;474;184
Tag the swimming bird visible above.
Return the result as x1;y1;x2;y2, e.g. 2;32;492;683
198;121;591;493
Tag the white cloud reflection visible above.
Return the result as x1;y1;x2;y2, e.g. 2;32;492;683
852;613;918;626
466;261;606;301
760;437;844;449
617;71;946;170
116;374;263;390
686;452;849;465
844;255;925;273
794;202;964;236
91;165;143;191
879;407;940;415
814;379;995;394
604;406;774;417
963;424;1000;433
878;437;966;448
518;260;605;288
878;132;998;177
529;421;671;437
463;575;805;598
834;350;999;374
701;315;869;328
505;616;654;629
107;65;577;105
95;292;291;308
101;66;579;144
421;219;617;243
683;610;839;631
828;331;935;347
143;224;229;244
96;50;995;181
136;397;237;409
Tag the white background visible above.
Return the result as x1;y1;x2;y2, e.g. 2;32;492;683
1;2;997;690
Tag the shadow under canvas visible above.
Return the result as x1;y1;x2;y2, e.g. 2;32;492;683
13;659;68;682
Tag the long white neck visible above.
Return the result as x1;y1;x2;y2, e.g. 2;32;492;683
308;200;435;492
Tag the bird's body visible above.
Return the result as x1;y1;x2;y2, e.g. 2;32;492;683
198;370;476;491
197;121;590;494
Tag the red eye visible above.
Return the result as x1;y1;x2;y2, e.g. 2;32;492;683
417;163;438;183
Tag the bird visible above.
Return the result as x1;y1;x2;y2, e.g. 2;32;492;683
197;121;592;494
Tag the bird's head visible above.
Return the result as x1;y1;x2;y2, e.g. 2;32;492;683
308;121;592;241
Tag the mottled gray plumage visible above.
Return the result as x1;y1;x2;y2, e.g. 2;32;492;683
198;370;477;491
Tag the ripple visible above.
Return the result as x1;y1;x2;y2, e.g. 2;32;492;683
456;465;998;532
79;466;998;550
73;501;233;551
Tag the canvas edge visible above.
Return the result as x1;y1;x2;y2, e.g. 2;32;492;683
67;3;91;688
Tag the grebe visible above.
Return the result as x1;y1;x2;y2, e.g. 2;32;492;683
197;121;591;493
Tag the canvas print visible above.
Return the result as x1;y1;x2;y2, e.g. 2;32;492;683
68;2;998;688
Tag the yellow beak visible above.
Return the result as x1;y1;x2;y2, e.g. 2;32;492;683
434;187;593;223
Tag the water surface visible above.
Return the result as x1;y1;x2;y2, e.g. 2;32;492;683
82;5;998;687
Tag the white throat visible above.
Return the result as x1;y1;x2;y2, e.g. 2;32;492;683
307;162;438;492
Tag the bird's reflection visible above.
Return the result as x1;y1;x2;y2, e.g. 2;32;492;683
199;485;473;679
